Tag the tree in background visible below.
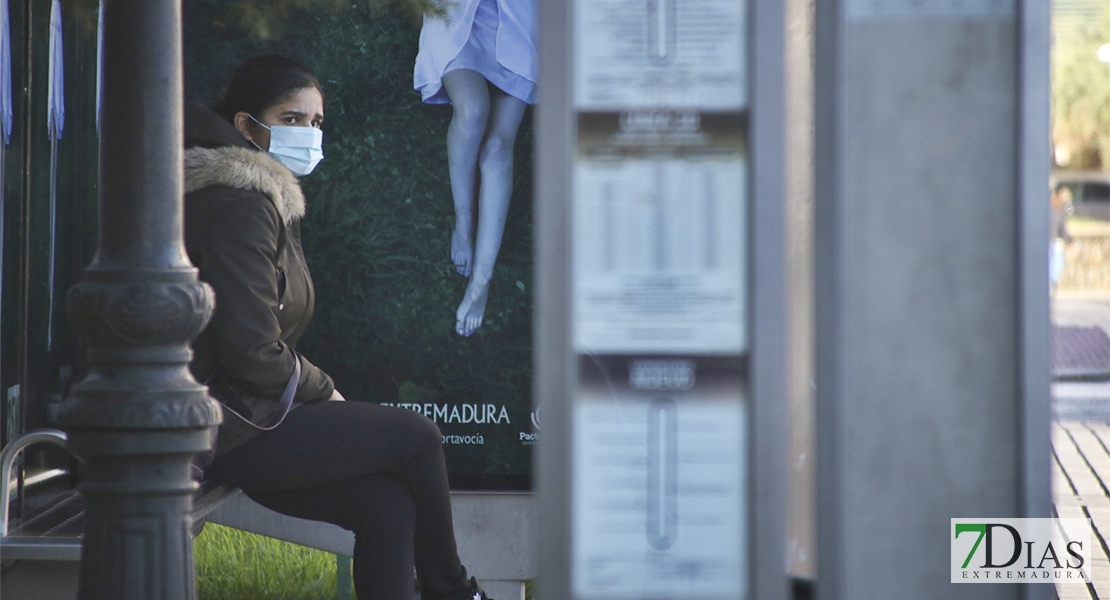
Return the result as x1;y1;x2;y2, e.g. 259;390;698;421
1053;1;1110;170
62;0;448;39
224;0;448;40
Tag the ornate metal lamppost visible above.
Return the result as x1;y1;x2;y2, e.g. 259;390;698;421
55;0;220;597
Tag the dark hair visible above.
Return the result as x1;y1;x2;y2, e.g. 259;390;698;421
212;55;322;124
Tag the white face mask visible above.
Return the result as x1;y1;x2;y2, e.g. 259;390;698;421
249;114;324;176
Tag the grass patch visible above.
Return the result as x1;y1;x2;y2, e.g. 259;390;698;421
195;523;345;600
195;523;539;600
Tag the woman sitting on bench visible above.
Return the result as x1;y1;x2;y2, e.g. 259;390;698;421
183;54;490;600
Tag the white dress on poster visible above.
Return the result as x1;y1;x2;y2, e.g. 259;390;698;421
413;0;536;103
1;0;12;144
96;0;102;133
0;0;8;375
48;0;64;139
47;0;63;350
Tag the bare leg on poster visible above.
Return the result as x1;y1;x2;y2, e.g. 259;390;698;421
441;68;526;337
46;134;57;351
0;142;5;381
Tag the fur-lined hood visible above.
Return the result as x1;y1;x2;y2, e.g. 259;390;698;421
184;146;306;225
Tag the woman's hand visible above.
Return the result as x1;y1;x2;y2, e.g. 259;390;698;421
329;389;346;401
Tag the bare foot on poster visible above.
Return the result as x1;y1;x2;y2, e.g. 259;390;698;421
455;273;490;336
451;224;473;277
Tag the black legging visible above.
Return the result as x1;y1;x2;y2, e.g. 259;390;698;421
205;400;471;600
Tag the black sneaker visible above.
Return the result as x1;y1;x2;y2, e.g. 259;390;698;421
466;576;492;600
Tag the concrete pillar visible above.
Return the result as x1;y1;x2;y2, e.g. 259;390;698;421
813;0;1051;598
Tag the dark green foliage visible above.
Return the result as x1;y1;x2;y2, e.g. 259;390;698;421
63;0;447;40
184;1;534;482
219;0;448;41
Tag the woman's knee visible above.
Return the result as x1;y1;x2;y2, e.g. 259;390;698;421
449;95;489;135
389;407;444;453
479;132;514;166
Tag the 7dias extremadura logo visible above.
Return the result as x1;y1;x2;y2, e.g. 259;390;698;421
951;518;1092;583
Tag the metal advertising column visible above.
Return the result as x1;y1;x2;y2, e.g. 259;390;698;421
537;0;786;597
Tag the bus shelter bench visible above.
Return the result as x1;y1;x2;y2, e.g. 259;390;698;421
0;428;241;562
2;429;537;600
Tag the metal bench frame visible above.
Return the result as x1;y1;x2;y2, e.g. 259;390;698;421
1;428;241;562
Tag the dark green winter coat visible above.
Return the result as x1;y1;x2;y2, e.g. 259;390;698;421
183;100;334;455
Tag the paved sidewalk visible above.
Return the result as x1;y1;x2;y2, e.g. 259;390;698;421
1053;294;1110;421
1051;295;1110;598
1053;421;1110;599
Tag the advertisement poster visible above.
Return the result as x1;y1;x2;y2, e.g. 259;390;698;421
572;112;747;354
572;0;749;595
574;0;747;110
572;357;747;599
182;2;536;490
